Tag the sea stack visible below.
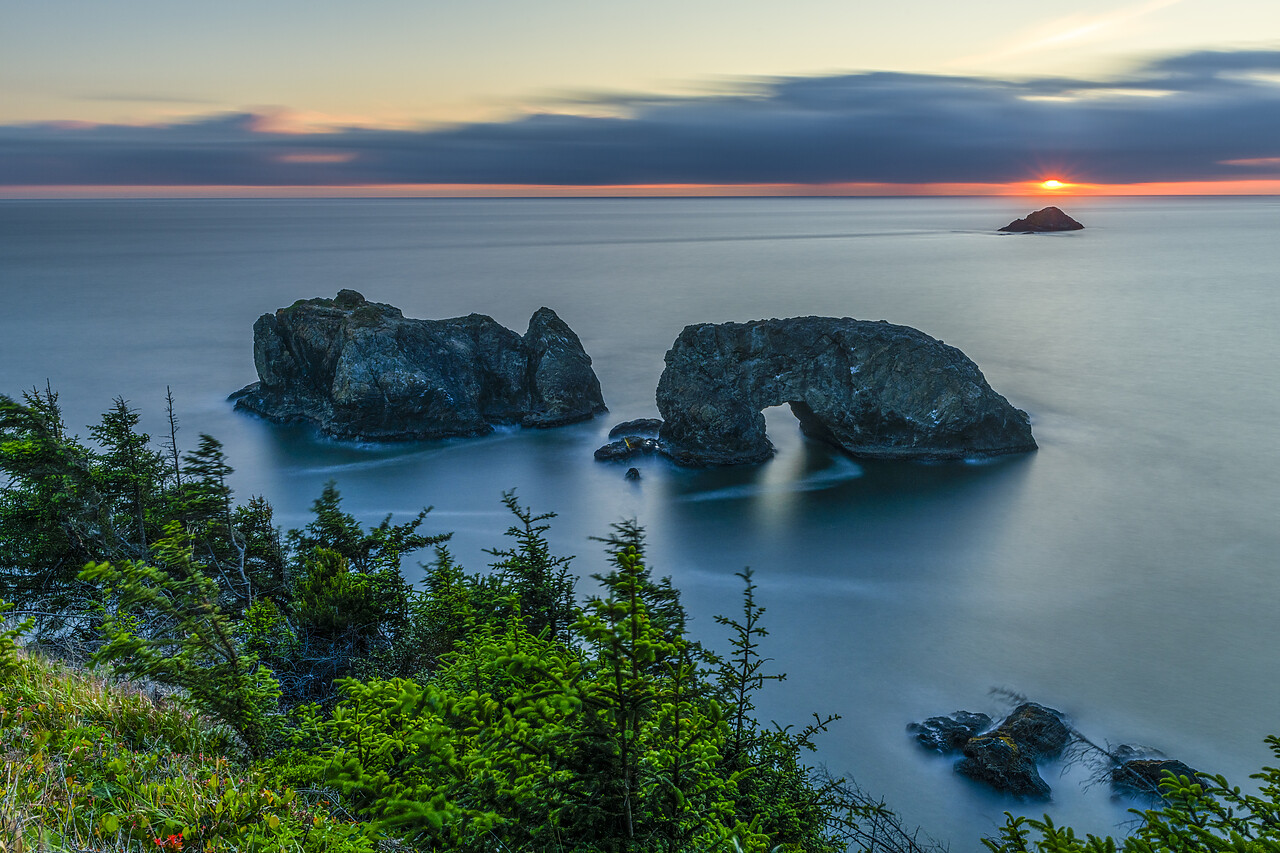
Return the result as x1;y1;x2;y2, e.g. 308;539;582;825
648;316;1036;466
231;290;606;440
999;206;1084;233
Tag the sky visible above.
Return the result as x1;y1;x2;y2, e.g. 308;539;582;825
3;0;1280;195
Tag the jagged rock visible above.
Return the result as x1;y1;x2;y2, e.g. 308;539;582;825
908;711;993;753
231;290;606;440
608;418;663;439
595;436;662;462
999;206;1084;233
954;703;1071;799
994;703;1072;761
1110;746;1200;798
958;734;1052;799
523;307;609;427
625;467;642;481
655;317;1036;466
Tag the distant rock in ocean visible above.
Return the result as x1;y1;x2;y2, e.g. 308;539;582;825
231;289;606;440
999;206;1084;233
650;316;1036;466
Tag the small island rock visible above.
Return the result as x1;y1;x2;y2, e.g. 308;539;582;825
232;290;606;441
999;206;1084;233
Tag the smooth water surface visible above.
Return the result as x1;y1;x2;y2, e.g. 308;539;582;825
3;196;1279;848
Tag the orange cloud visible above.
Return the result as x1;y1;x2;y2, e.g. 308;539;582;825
275;152;358;164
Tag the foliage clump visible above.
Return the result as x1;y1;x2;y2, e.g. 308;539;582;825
0;389;932;852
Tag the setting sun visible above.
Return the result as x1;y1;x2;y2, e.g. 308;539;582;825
1041;179;1066;189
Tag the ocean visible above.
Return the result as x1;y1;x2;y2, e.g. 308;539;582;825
3;195;1278;847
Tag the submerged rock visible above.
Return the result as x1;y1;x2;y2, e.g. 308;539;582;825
908;711;993;753
1110;746;1200;798
232;290;606;440
595;436;662;462
999;206;1084;233
655;317;1036;466
954;703;1071;799
625;467;642;481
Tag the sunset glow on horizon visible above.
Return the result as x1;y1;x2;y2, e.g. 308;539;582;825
7;179;1280;200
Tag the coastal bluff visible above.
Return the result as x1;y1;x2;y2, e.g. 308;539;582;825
646;316;1036;466
232;290;606;440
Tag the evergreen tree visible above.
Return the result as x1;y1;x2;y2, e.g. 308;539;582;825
287;481;445;574
487;490;577;644
80;523;283;756
87;396;168;550
0;389;133;620
233;494;288;601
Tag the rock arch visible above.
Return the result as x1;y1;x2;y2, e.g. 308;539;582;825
655;317;1036;466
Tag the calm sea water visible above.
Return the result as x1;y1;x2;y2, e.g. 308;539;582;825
3;196;1279;847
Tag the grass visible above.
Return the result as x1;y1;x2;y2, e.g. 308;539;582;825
0;650;374;853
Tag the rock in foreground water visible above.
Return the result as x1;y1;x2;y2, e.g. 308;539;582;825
608;418;663;439
955;703;1071;799
1110;745;1201;798
655;316;1036;466
232;290;606;440
908;711;994;753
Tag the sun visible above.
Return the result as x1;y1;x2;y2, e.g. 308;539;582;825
1040;179;1066;190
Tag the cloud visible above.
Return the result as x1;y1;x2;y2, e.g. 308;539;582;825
4;48;1280;187
76;93;221;105
956;0;1184;66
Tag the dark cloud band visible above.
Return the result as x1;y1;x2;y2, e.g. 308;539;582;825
4;49;1280;187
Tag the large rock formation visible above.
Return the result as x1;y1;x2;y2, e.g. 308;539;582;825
232;290;606;440
999;206;1084;233
654;317;1036;466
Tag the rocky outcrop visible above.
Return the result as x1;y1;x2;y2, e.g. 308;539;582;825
999;206;1084;233
654;317;1036;466
595;419;664;462
955;703;1071;799
908;712;993;753
913;703;1198;802
232;290;606;440
912;703;1071;799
